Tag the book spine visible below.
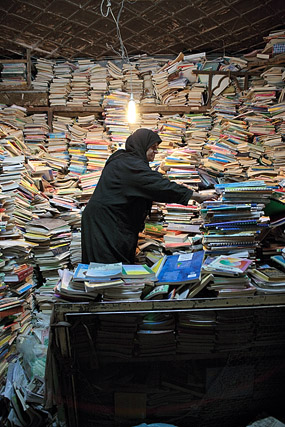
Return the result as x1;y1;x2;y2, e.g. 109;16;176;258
16;267;34;282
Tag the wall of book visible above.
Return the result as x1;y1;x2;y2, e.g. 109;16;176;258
0;29;285;424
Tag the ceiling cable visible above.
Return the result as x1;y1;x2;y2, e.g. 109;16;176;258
100;0;136;123
100;0;129;62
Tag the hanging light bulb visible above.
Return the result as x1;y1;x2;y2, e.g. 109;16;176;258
127;93;136;124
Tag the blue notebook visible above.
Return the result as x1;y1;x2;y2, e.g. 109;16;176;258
157;251;205;285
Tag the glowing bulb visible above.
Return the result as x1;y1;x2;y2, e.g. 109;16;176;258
127;95;136;124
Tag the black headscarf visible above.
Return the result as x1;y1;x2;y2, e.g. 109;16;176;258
125;128;162;163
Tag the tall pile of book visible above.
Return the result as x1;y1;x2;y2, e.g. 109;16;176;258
44;131;70;172
123;63;144;102
102;91;132;147
23;113;49;152
32;58;54;91
84;121;111;172
24;218;71;312
107;61;124;91
184;113;212;151
88;64;108;106
66;60;92;107
201;181;272;257
49;62;73;106
157;115;187;149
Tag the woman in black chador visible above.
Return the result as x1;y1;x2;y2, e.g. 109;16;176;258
81;128;212;264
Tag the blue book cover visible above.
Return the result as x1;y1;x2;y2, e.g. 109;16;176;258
157;251;205;285
73;263;89;281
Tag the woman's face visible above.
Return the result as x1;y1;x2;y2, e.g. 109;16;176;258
146;143;159;162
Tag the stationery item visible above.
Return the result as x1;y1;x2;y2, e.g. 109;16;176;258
156;251;205;285
203;255;253;275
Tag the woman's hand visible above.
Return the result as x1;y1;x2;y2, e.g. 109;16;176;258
191;191;219;204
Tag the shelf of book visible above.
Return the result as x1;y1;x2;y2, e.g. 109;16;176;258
0;49;32;90
26;105;209;114
48;298;285;427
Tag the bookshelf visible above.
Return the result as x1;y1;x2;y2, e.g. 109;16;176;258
0;49;32;90
49;297;285;427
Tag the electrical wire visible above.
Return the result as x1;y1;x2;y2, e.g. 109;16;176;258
100;0;129;63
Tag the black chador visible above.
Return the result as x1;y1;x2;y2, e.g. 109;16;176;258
81;128;193;264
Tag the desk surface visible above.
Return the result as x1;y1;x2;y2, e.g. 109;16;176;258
53;294;285;318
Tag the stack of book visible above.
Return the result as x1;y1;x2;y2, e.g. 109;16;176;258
52;114;74;133
0;239;36;340
23;113;49;152
23;218;71;289
72;262;156;302
69;231;81;266
56;204;82;233
158;115;187;148
244;86;277;108
66;60;92;107
161;147;202;184
123;63;144;102
263;135;285;172
176;311;216;354
136;313;176;357
0;153;26;193
248;261;285;294
152;70;169;103
0;62;27;87
3;263;34;305
202;118;252;178
210;95;240;120
0;297;28;387
49;62;73;106
201;182;272;256
84;122;111;172
140;112;160;130
146;250;205;299
261;67;285;87
15;174;44;229
67;117;93;177
78;170;102;201
104;264;156;301
88;64;108;106
254;306;285;349
202;254;256;297
188;83;207;107
0;105;27;130
163;88;189;106
95;314;138;359
184;113;212;151
262;29;285;56
136;56;163;75
32;58;54;91
68;139;87;176
107;61;124;91
45;132;70;170
49;194;80;212
163;202;200;225
102;91;132;147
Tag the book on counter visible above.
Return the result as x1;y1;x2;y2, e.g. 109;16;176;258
86;262;122;279
270;254;285;270
156;250;205;285
249;264;285;282
202;255;253;276
121;264;156;281
74;262;156;282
